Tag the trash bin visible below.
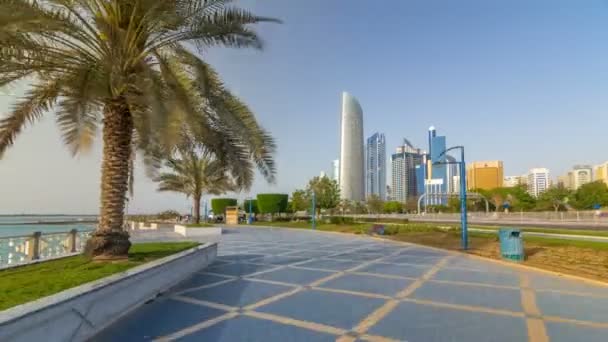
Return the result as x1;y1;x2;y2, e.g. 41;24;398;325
498;228;524;262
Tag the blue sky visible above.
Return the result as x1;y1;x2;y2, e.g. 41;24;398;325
1;0;608;214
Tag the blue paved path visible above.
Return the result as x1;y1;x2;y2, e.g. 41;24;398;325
94;227;608;342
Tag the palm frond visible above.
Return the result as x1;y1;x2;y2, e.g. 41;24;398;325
0;79;61;157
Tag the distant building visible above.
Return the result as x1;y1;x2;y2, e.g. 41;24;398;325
594;161;608;186
527;168;550;197
504;176;522;187
426;126;448;205
446;156;459;194
466;161;504;190
391;140;424;202
339;92;364;201
320;171;327;178
366;133;386;199
332;159;340;185
451;175;460;193
571;165;593;190
557;174;572;189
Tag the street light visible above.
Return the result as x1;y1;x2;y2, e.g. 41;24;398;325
311;192;316;230
434;145;468;250
247;197;254;224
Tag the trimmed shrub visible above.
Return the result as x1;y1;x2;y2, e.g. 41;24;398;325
257;193;289;214
242;199;259;214
211;198;237;214
329;216;355;225
356;217;409;224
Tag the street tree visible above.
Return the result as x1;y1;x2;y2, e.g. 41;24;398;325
306;176;340;215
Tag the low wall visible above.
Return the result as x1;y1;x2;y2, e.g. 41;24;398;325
174;225;222;243
0;243;217;342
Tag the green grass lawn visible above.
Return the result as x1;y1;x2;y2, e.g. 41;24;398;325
0;242;198;311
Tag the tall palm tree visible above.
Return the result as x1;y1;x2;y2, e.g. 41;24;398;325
155;134;244;224
0;0;277;259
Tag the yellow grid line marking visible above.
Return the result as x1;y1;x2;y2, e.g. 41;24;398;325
520;274;549;342
397;256;452;298
244;311;346;335
401;298;524;318
526;318;549;342
153;311;238;341
360;334;402;342
351;271;416;281
243;277;299;288
171;295;237;312
313;286;392;300
429;278;520;291
543;315;608;329
244;287;303;310
347;255;452;337
336;335;357;342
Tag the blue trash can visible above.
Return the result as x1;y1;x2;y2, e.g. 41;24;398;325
498;228;524;262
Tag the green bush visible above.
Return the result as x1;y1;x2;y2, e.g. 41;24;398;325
329;216;355;225
242;199;259;214
156;210;180;220
257;193;289;214
356;217;409;224
211;198;237;214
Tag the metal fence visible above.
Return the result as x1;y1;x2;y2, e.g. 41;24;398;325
0;229;93;267
347;211;608;225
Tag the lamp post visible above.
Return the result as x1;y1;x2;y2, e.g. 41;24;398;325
311;192;316;230
248;197;254;224
204;199;208;223
434;146;468;250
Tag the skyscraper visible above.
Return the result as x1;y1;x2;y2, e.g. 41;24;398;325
426;126;448;205
332;159;340;185
527;168;550;197
466;161;504;190
391;140;424;202
339;92;364;201
366;133;386;199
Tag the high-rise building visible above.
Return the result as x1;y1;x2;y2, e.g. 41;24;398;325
391;140;424;202
339;92;364;201
527;168;550;197
332;159;340;185
571;165;593;190
426;126;448;205
446;155;459;194
504;176;523;187
320;171;327;178
594;161;608;186
557;174;571;189
366;133;386;199
466;161;504;190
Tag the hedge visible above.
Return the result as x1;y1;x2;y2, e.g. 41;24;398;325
257;193;289;214
242;199;259;214
211;198;237;214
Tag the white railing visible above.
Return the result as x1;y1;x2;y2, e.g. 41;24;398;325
0;229;93;267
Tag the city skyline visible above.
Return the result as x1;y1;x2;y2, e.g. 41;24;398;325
2;0;608;213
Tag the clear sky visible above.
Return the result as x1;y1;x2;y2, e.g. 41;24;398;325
1;0;608;214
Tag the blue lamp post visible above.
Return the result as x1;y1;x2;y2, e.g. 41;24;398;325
435;146;468;250
311;192;316;230
203;200;208;223
248;198;253;224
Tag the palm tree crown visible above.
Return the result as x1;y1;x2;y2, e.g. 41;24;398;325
0;0;278;258
155;134;244;223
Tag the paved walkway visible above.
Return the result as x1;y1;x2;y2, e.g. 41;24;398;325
95;227;608;341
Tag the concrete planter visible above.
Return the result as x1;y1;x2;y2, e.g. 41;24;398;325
174;225;222;243
0;243;217;342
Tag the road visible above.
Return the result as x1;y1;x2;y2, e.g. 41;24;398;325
95;227;608;342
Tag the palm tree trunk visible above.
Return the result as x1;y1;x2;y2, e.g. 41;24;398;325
194;195;201;224
85;98;132;259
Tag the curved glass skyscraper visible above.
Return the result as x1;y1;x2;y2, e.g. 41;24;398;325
339;92;364;201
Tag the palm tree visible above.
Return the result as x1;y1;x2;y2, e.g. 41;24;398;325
155;135;243;224
0;0;278;259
